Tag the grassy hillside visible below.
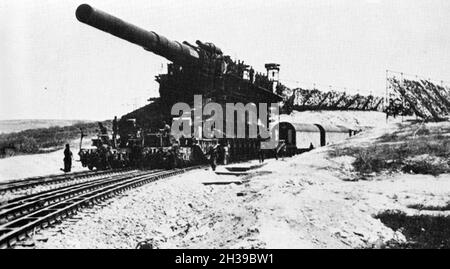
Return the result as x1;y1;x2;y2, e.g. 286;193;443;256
331;121;450;176
0;119;90;134
0;121;111;158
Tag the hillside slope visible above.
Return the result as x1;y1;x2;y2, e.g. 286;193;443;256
0;119;91;134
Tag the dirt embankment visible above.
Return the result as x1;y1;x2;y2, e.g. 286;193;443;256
327;120;450;248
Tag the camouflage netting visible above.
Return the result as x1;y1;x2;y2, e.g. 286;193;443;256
386;76;450;121
281;87;383;114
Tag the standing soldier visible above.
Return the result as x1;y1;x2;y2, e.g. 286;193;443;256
206;142;219;171
63;144;73;172
162;121;171;135
223;142;230;165
257;134;265;163
249;67;255;83
160;120;171;146
98;122;108;144
191;138;205;165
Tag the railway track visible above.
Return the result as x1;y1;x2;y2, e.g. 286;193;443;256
0;168;136;194
0;165;203;248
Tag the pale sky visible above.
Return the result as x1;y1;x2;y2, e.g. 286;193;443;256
1;0;449;120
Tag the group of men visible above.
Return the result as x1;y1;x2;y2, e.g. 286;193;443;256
62;117;284;173
98;117;118;146
62;117;119;173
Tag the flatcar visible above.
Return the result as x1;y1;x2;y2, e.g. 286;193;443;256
274;121;355;155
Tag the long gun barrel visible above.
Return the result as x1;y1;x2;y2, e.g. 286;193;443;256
76;4;200;66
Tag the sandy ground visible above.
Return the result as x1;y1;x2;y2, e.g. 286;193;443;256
0;138;92;182
19;122;448;249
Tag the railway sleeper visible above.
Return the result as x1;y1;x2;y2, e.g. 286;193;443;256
48;202;74;209
28;209;58;218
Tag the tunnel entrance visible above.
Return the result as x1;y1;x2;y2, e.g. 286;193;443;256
278;122;296;145
314;124;326;146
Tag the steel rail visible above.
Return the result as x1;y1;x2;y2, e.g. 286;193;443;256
0;168;135;194
0;166;203;248
0;170;156;224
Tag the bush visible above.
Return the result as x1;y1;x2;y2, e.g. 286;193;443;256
401;161;443;176
330;123;450;176
0;120;111;158
16;136;39;153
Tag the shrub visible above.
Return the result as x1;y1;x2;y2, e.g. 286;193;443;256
0;120;111;158
330;123;450;176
